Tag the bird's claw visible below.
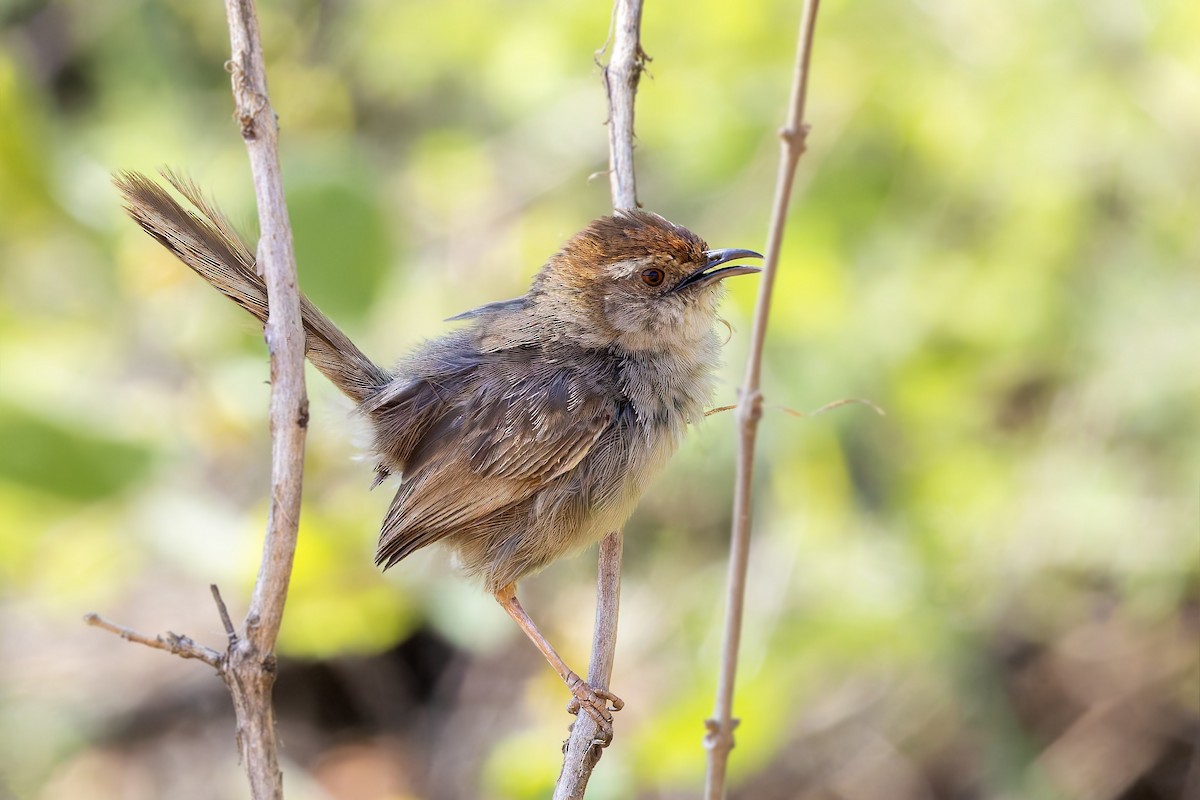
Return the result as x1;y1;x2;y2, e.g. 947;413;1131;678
565;673;623;743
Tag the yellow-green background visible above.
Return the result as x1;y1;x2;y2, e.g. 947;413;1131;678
1;0;1196;798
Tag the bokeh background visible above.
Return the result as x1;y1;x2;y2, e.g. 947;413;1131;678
1;0;1197;798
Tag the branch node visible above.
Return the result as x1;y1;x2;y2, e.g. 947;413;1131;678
780;122;812;150
737;389;765;426
703;716;740;756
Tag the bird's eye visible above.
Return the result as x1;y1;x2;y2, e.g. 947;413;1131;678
641;268;665;287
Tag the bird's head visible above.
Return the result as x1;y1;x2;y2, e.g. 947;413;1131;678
530;210;761;352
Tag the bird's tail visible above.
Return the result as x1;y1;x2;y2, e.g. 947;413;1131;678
114;170;390;403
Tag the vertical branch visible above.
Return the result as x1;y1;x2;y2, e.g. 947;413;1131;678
602;0;648;212
222;1;307;797
555;533;624;799
555;2;646;797
89;4;304;799
703;2;822;799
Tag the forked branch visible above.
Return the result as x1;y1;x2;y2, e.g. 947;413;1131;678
86;2;306;798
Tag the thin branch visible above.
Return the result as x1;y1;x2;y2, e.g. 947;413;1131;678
211;583;239;649
89;4;308;797
84;613;224;668
599;0;648;211
703;2;823;799
218;1;308;798
555;1;646;796
555;532;624;799
223;0;308;653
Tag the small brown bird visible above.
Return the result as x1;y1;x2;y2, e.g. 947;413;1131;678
114;170;761;736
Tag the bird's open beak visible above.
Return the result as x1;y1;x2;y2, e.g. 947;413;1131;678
672;248;764;292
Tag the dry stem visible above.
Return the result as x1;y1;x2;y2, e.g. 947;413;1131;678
212;3;308;797
84;613;223;667
554;533;625;799
221;0;307;654
554;1;646;797
600;0;648;212
86;2;305;799
703;2;823;799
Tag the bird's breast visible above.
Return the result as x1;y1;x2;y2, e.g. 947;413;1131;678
616;337;721;442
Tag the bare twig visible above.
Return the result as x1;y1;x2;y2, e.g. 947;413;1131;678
781;397;886;419
84;613;223;667
211;583;238;648
707;398;885;419
555;533;624;798
218;1;308;798
87;4;305;799
599;0;648;211
703;2;823;799
555;2;646;797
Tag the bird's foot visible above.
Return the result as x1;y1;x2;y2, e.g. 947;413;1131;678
565;672;624;743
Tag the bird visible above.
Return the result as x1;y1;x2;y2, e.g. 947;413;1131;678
113;169;761;737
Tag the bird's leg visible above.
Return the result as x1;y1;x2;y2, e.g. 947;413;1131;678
494;582;624;740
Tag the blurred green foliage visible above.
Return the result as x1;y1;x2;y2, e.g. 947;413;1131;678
1;0;1197;798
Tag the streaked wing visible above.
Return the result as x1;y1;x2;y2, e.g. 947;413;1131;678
375;354;613;568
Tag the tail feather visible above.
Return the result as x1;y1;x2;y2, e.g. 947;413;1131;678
114;170;390;403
